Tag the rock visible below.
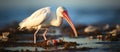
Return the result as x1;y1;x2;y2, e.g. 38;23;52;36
37;40;79;49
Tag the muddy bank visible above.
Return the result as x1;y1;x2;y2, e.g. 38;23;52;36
0;40;79;49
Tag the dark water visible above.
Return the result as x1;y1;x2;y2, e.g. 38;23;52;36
3;34;120;52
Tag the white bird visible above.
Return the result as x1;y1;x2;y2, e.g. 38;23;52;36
84;25;98;33
0;32;10;41
2;32;10;38
18;6;78;44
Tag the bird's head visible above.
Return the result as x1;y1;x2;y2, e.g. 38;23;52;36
57;6;78;37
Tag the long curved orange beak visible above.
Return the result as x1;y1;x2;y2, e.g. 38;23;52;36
62;10;78;37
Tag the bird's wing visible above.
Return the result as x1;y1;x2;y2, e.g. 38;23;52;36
19;7;51;27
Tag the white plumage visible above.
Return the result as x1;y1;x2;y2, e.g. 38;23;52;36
19;6;78;44
84;25;98;33
19;7;50;29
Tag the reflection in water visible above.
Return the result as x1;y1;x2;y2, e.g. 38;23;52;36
34;47;38;52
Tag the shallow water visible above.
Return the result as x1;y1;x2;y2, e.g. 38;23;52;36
2;34;120;52
5;47;45;51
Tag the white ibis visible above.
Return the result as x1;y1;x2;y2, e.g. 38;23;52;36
18;6;78;44
0;32;10;41
2;32;10;38
84;25;98;33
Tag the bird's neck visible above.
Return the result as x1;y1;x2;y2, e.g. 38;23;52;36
56;14;62;26
50;12;62;27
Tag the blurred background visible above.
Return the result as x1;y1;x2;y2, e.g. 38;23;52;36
0;1;120;52
0;0;120;28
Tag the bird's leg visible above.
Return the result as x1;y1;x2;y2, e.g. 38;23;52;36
34;29;39;44
43;28;48;40
34;25;41;44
